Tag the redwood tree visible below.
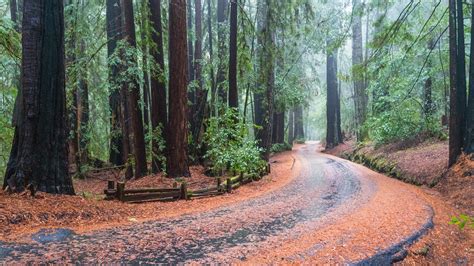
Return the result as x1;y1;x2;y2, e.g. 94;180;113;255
4;0;74;194
149;0;168;173
326;47;342;149
122;0;148;177
216;0;228;105
167;0;190;177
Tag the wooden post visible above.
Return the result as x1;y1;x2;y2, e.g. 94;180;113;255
217;177;222;191
108;180;115;190
226;178;232;193
117;182;125;201
180;183;188;200
239;172;244;183
266;163;271;174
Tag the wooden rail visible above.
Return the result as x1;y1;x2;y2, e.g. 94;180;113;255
104;163;270;203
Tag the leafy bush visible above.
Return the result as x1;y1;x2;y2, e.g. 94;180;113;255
204;108;266;176
271;143;292;153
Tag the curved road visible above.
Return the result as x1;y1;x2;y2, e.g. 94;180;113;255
0;143;433;264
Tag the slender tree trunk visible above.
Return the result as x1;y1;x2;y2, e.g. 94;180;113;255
140;2;151;135
4;0;74;194
466;2;474;154
254;0;274;161
228;0;238;108
122;0;148;178
77;38;89;165
424;37;435;120
449;0;462;166
216;0;228;106
167;0;190;177
149;0;168;173
352;0;367;141
107;0;124;166
187;0;195;109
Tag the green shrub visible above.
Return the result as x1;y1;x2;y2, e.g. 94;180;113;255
450;214;474;230
271;143;292;153
204;108;266;176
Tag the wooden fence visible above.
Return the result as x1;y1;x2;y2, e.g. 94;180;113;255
104;164;270;203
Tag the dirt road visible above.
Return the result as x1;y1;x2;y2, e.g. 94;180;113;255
0;143;437;264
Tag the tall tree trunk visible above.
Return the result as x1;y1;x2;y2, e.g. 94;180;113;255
187;0;195;107
122;0;148;178
208;0;217;116
228;0;238;108
449;0;463;166
167;0;190;177
191;0;208;159
4;0;74;194
352;0;367;141
254;0;274;161
149;0;168;173
77;38;89;165
326;46;341;149
107;0;124;166
140;2;151;136
216;0;228;106
272;111;285;144
466;2;474;154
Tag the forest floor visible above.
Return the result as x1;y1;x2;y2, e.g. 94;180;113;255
0;150;299;242
326;138;474;263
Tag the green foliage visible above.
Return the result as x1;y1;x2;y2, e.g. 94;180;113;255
271;143;293;153
145;124;167;173
204;109;266;176
450;214;474;230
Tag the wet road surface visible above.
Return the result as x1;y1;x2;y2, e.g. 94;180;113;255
0;143;433;264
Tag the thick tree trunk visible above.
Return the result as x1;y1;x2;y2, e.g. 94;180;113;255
352;0;367;141
228;0;238;109
167;0;190;177
272;111;285;144
216;0;228;106
4;0;74;194
254;0;274;161
191;0;208;159
122;0;148;177
106;0;124;166
466;2;474;154
149;0;168;173
326;47;341;149
449;0;467;166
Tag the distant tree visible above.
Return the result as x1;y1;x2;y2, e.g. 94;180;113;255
216;0;228;106
466;2;474;154
288;109;295;143
122;0;148;178
294;105;305;141
167;0;190;177
4;0;74;194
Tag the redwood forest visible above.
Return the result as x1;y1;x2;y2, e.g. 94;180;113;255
0;0;472;264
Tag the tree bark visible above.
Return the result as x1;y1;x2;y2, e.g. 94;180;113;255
167;0;190;177
107;0;124;166
228;0;238;108
122;0;148;178
149;0;168;173
326;46;341;149
4;0;74;194
449;0;461;166
140;2;151;135
254;0;274;161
